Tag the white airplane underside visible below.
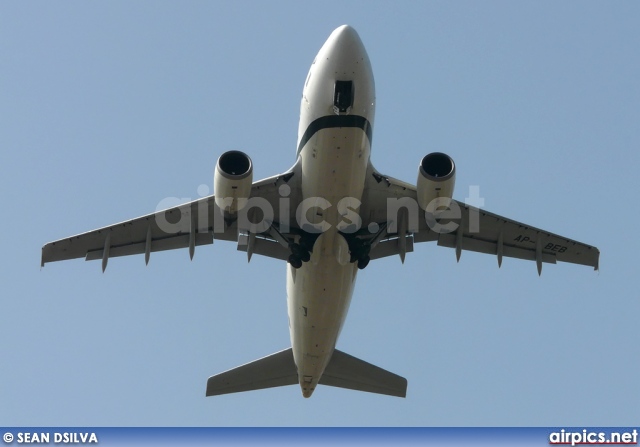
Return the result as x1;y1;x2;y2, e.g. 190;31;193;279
41;26;599;399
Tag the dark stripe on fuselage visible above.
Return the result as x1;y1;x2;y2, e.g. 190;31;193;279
296;115;373;155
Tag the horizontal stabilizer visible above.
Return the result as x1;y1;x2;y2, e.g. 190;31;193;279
320;349;407;397
206;348;297;397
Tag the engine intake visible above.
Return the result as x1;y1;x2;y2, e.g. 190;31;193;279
214;150;253;213
416;152;456;210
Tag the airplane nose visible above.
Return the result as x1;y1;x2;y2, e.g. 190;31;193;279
327;25;365;56
300;24;375;128
332;25;360;45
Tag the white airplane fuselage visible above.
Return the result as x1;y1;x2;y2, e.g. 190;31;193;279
286;25;375;398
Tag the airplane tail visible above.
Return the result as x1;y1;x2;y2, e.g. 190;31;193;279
319;349;407;397
206;348;406;398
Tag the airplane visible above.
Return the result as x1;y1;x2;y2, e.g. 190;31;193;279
41;25;600;399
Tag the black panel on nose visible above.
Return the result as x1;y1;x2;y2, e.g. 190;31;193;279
334;80;353;113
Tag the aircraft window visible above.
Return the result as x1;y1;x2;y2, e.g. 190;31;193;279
334;81;353;113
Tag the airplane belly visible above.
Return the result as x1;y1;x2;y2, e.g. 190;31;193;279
286;125;370;397
300;127;370;213
286;230;358;397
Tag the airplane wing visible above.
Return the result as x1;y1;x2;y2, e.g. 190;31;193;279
359;169;600;274
42;161;600;274
41;170;302;269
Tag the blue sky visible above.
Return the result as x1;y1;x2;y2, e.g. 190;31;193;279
1;1;638;426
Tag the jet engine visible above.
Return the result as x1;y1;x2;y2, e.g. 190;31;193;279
214;150;253;213
416;152;456;210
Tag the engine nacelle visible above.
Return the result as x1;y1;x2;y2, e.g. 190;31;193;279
214;150;253;213
416;152;456;210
